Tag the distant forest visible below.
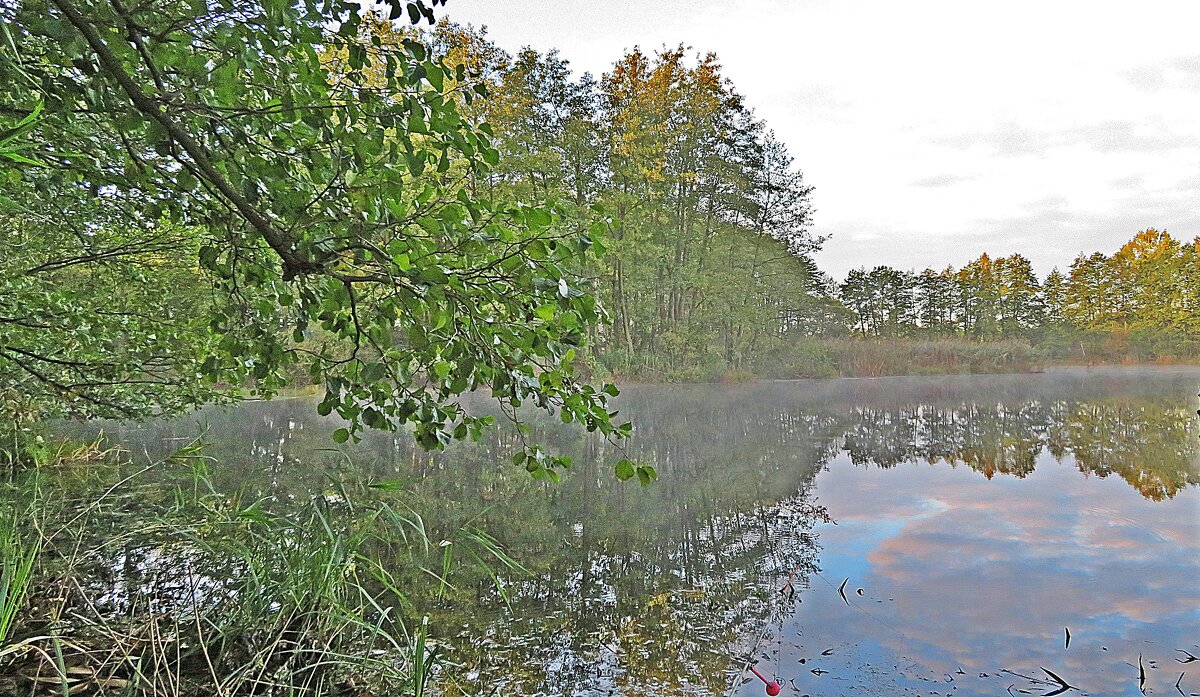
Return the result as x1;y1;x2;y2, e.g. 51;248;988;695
838;229;1198;340
414;21;1199;378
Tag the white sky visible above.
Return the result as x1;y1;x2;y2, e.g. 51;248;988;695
437;0;1200;280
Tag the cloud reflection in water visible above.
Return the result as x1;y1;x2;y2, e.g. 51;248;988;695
752;450;1199;697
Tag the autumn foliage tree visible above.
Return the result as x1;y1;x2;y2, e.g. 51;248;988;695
836;229;1197;357
410;31;827;376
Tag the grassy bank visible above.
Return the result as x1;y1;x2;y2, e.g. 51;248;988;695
759;337;1045;378
596;330;1200;383
1034;328;1200;365
596;337;1042;382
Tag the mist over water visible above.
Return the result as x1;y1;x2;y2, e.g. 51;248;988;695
58;366;1200;696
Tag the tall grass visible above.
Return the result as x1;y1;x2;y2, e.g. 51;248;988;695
0;508;40;649
599;336;1047;382
823;337;1042;377
748;337;1043;379
2;428;107;469
0;442;527;695
1037;328;1200;365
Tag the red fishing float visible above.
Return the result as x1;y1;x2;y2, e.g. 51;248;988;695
748;665;782;695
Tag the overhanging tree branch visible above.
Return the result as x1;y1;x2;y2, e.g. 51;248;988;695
50;0;325;278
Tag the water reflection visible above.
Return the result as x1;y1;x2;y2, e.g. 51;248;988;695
753;454;1200;697
53;366;1199;696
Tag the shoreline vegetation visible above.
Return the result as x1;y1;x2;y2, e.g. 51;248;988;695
1;442;510;695
585;224;1199;384
597;333;1200;383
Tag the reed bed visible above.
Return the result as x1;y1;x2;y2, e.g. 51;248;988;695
0;441;522;696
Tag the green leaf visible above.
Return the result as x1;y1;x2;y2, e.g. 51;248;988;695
1;151;47;166
332;428;350;444
425;64;444;92
615;459;635;481
198;246;219;270
406;152;425;176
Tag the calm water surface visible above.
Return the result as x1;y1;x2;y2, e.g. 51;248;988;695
60;367;1200;697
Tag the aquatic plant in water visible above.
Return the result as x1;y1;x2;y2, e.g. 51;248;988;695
0;439;525;695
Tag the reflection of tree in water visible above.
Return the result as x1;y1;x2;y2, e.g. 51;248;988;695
63;389;840;696
78;368;1198;502
842;401;1047;478
55;367;1199;693
837;389;1197;500
451;495;821;696
1049;399;1199;500
425;390;838;696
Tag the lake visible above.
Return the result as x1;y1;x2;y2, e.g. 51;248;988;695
49;366;1200;696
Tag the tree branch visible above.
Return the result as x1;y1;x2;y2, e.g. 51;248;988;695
50;0;324;278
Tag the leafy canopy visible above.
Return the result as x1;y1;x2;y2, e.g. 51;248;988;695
0;0;648;481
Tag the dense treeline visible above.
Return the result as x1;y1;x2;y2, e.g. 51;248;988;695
408;22;1198;378
830;229;1200;371
839;229;1199;339
415;21;830;377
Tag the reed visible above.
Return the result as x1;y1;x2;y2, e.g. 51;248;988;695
0;442;526;695
0;508;40;649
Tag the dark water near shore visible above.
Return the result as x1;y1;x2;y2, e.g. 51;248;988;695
57;366;1200;696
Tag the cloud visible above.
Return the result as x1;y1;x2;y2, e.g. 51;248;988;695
947;176;1200;274
1175;53;1200;82
1125;64;1169;92
770;83;856;126
929;120;1198;158
1126;53;1200;92
1082;119;1199;154
911;173;975;188
1108;174;1145;191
